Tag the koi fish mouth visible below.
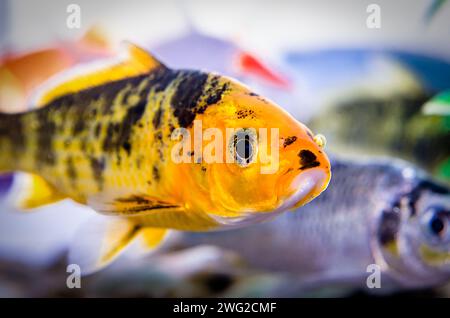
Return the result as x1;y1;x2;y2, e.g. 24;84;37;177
276;169;328;212
210;169;329;229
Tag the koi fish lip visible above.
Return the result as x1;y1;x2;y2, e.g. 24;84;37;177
276;169;328;212
210;169;328;229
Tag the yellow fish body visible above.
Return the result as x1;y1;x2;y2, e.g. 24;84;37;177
0;43;331;273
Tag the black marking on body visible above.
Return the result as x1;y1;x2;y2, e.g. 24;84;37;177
66;156;77;188
28;74;151;170
153;106;164;129
73;120;85;136
155;131;164;160
147;67;178;93
0;113;26;157
171;71;209;128
204;75;229;106
170;72;229;128
152;165;160;181
283;136;297;148
117;205;179;214
36;111;57;166
89;156;106;190
120;99;147;154
23;69;178;170
168;123;175;134
298;149;320;170
101;99;147;156
136;155;143;169
115;195;178;213
94;123;102;138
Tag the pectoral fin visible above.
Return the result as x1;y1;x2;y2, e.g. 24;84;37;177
69;216;168;275
8;173;67;210
88;194;183;216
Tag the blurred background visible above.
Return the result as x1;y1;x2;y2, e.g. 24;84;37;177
0;0;449;297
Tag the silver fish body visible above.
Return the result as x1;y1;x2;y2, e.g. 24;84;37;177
165;158;450;292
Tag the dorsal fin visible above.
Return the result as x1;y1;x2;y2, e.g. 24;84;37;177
36;42;166;107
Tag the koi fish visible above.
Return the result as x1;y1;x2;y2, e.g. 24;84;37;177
0;43;331;274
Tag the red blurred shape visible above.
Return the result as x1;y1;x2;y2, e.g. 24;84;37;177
237;51;291;89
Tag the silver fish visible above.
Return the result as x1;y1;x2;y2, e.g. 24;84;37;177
164;158;450;293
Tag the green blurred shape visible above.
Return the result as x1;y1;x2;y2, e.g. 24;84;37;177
423;91;450;117
424;0;448;24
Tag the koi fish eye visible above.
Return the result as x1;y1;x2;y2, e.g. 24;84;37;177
421;206;450;244
230;129;258;167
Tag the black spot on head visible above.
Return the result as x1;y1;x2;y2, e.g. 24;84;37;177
298;149;320;170
236;109;255;119
283;136;297;148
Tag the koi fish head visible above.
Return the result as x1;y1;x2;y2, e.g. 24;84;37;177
168;76;331;227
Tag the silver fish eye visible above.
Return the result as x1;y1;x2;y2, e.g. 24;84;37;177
421;206;450;244
230;129;258;167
